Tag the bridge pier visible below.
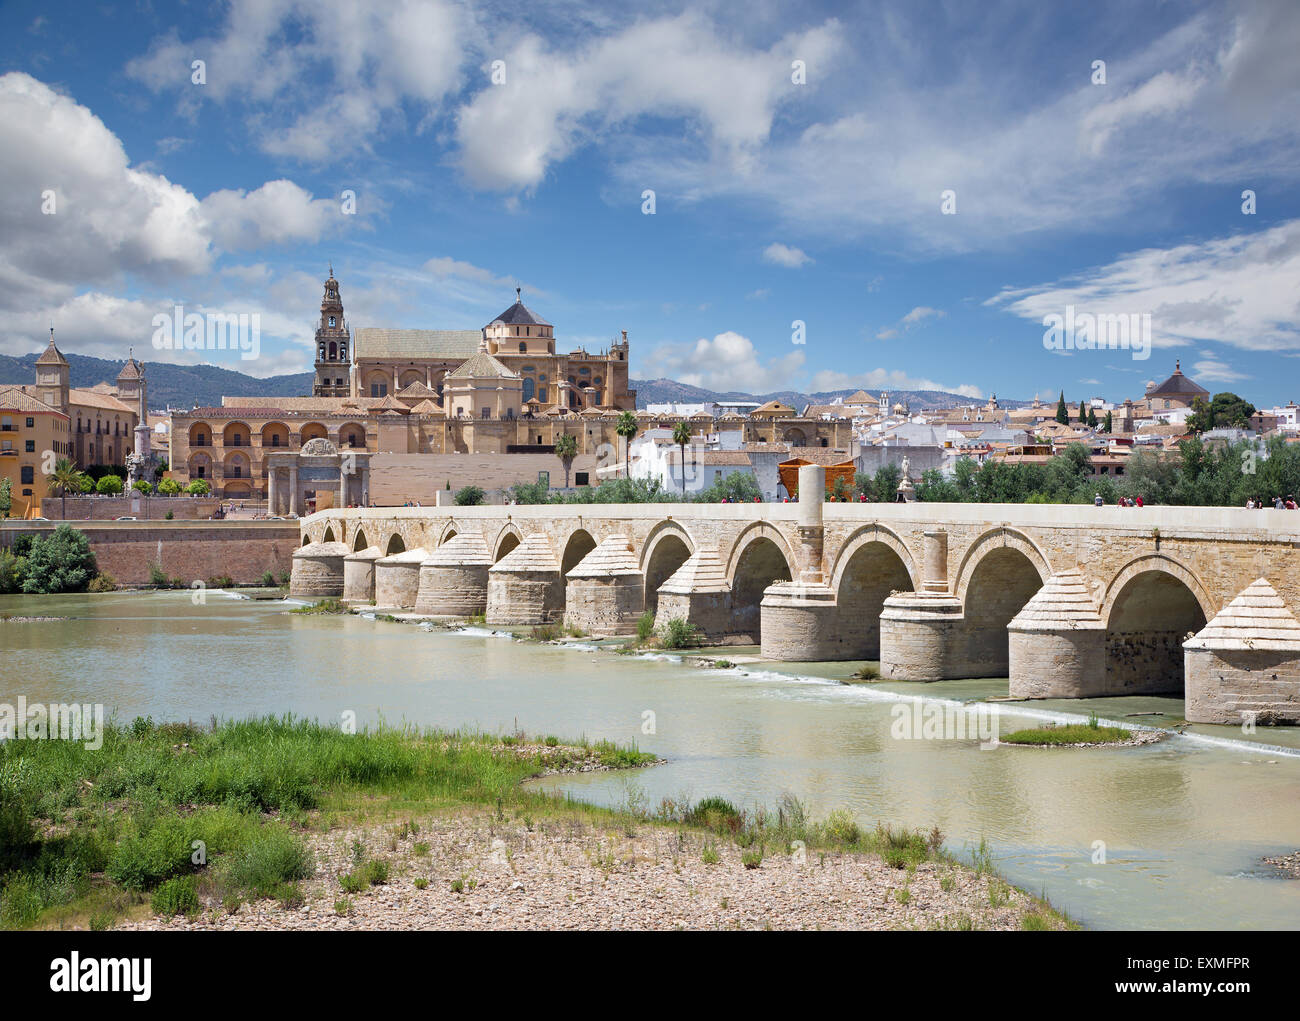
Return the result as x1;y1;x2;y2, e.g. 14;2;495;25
1185;578;1300;724
487;533;564;625
1007;569;1106;697
414;532;491;617
374;547;428;609
762;464;840;660
342;545;381;604
879;529;967;680
654;547;733;639
289;540;349;598
565;534;644;636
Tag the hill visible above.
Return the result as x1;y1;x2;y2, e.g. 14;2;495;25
0;351;313;410
630;378;1022;412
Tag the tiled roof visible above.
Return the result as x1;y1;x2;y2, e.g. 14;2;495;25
1148;363;1210;398
752;400;796;416
0;386;65;415
35;336;68;366
396;380;438;398
353;328;483;360
489;296;551;328
116;358;142;380
446;351;519;379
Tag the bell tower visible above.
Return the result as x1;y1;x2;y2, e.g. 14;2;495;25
35;327;70;413
312;266;351;397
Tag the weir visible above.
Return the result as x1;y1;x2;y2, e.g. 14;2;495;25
293;476;1300;723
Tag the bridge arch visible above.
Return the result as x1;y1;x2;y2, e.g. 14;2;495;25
1102;555;1211;694
383;533;406;556
560;528;598;576
352;527;369;552
831;526;917;659
952;527;1052;606
727;523;796;642
493;523;523;561
641;520;695;613
322;524;337;543
436;520;460;546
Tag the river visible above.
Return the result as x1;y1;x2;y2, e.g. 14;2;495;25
3;589;1299;930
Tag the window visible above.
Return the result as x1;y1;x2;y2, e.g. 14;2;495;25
270;435;281;447
25;440;35;452
519;342;526;353
329;316;336;327
370;382;388;397
26;417;34;428
1;416;12;431
481;407;491;419
21;466;34;484
575;472;589;486
538;388;547;402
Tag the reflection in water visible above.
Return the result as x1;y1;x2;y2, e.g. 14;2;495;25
2;590;1299;930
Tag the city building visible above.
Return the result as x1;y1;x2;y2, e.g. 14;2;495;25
0;386;71;518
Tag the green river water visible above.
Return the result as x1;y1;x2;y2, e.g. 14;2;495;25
2;589;1299;930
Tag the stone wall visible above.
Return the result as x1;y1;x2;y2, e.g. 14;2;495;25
368;453;600;505
41;495;224;520
0;521;298;585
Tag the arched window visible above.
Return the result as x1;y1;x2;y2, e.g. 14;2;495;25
519;342;526;353
523;377;536;402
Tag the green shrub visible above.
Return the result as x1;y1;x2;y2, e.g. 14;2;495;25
106;815;194;890
88;572;116;592
225;829;314;899
824;809;862;845
741;849;763;869
0;549;23;594
152;875;200;917
165;510;174;520
207;575;234;589
701;842;720;865
659;617;701;649
95;475;124;495
453;485;486;506
19;524;96;594
636;610;656;641
147;561;171;587
259;570;278;587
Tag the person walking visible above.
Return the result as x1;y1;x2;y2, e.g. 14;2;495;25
1094;492;1104;507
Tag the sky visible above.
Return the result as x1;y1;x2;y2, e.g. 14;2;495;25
1;0;1298;406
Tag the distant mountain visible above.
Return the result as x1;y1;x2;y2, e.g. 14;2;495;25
0;350;313;411
630;378;1028;412
0;349;1025;415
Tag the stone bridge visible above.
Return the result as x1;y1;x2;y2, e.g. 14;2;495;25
292;467;1300;724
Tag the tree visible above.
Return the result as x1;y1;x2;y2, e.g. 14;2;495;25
132;479;153;495
1055;391;1068;425
696;471;760;503
157;478;181;496
871;463;902;503
1103;410;1112;433
1078;401;1089;424
554;432;578;488
615;411;638;478
0;477;10;519
95;474;124;495
45;457;87;519
1208;392;1256;430
1186;396;1214;434
1087;406;1098;429
454;485;486;506
670;421;692;494
20;524;96;594
185;479;211;496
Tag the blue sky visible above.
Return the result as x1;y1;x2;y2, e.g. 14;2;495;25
1;0;1298;406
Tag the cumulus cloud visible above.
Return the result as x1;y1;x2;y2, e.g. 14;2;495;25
454;13;843;191
762;243;812;268
639;331;805;394
127;0;471;162
1191;359;1249;384
875;305;944;340
985;218;1300;353
201;180;340;249
808;368;982;399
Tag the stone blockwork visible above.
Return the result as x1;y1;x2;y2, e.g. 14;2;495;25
290;541;349;597
299;499;1300;710
0;520;297;586
342;546;381;604
374;548;428;609
564;534;644;636
487;533;564;625
414;532;493;617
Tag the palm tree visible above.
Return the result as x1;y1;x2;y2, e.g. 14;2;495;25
554;432;578;488
671;420;691;493
615;411;638;479
44;457;86;520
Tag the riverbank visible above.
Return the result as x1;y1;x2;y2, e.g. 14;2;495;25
1;716;1074;932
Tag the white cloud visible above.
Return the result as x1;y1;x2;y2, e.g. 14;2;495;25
454;14;843;191
808;368;982;399
986;218;1300;353
201;180;340;249
875;305;944;340
762;243;812;268
127;0;471;162
1191;359;1248;384
639;331;804;393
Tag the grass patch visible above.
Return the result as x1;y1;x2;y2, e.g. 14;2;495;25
1000;716;1130;746
290;598;349;615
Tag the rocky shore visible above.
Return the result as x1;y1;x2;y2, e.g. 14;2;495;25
115;806;1067;931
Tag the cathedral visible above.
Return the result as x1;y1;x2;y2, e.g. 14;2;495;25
167;269;640;504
